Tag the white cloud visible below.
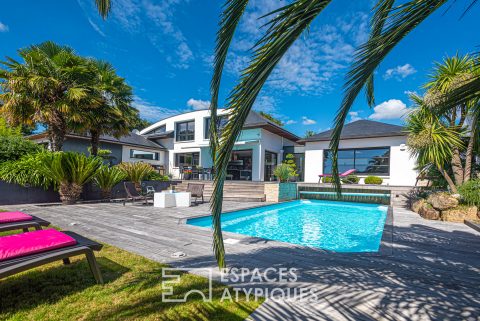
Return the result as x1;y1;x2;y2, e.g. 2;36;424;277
285;119;297;125
253;95;276;113
187;98;210;110
132;96;179;121
384;64;416;80
0;22;9;32
87;18;106;37
368;99;410;120
302;116;317;125
348;111;362;122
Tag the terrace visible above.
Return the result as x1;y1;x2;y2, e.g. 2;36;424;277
2;201;479;320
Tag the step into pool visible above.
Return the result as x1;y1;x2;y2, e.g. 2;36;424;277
187;200;388;252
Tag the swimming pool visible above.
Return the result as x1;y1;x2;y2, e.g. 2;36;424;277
187;200;388;252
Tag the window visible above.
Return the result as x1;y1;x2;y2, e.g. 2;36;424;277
144;125;166;135
130;149;159;161
264;151;278;181
175;152;199;167
204;116;228;139
323;147;390;175
176;120;195;141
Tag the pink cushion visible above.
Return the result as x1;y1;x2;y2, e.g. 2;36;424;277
0;229;77;261
0;211;33;223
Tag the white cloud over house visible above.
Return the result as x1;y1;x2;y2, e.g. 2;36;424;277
348;111;362;122
0;22;9;32
187;98;210;110
132;96;179;121
302;116;317;125
368;99;410;120
384;64;416;80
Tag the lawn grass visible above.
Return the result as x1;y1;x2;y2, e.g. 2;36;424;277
0;228;262;321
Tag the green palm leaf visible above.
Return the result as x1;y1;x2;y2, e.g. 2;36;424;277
211;0;332;268
95;0;111;19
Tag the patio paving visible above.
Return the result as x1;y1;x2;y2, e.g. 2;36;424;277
3;201;480;321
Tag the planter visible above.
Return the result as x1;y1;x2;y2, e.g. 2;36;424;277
184;173;191;180
265;182;297;203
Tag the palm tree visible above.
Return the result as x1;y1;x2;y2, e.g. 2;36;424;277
71;59;138;156
0;41;93;151
423;55;480;184
93;0;480;268
405;95;464;192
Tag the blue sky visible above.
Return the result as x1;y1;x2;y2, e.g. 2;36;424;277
0;0;477;136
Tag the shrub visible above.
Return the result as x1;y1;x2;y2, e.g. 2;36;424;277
39;152;103;204
364;176;383;185
117;162;155;191
283;153;298;180
342;175;360;184
0;152;55;189
0;136;42;163
145;171;169;181
93;166;126;200
322;176;334;183
458;179;480;207
273;163;291;182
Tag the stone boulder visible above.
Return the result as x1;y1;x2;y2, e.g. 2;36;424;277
411;199;426;213
427;192;459;210
418;203;440;220
441;206;479;223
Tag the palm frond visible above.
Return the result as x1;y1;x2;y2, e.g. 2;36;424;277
210;0;250;164
95;0;111;19
330;0;447;193
211;0;332;269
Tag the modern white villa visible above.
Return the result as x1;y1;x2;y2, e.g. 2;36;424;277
140;109;300;181
301;120;417;186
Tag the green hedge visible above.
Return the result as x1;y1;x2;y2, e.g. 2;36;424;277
342;175;360;184
364;176;383;185
458;179;480;207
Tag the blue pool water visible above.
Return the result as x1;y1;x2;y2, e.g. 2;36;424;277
187;200;388;252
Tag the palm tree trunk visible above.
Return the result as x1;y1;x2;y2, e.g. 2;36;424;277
47;111;67;151
90;129;100;156
464;113;478;182
450;148;464;185
439;166;458;193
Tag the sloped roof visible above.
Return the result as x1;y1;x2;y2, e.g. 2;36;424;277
301;120;406;142
243;110;300;142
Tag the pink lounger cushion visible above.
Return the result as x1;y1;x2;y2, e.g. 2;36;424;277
0;229;77;261
0;211;33;223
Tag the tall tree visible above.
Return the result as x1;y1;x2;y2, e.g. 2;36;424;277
71;59;138;156
0;41;93;151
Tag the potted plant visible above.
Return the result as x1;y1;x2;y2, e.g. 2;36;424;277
265;164;297;202
93;165;126;200
39;152;103;205
183;169;192;180
284;153;299;182
117;162;155;192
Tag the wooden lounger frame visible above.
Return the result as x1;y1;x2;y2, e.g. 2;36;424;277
0;231;104;284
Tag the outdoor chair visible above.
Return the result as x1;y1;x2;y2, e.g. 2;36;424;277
0;211;50;233
123;182;151;206
318;169;357;183
0;229;104;284
187;183;204;205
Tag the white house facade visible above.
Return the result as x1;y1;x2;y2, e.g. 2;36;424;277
301;120;418;186
140;109;300;181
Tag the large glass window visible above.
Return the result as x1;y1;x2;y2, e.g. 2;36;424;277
323;147;390;175
176;120;195;141
130;149;159;161
204;116;228;139
264;151;278;181
175;152;199;167
227;150;252;180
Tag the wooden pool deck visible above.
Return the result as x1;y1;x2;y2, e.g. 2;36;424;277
3;201;480;320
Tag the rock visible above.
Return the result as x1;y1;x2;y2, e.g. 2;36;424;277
441;206;479;223
418;203;440;220
427;192;459;210
411;199;426;213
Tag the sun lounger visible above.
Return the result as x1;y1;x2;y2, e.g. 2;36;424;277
0;229;103;284
123;182;151;206
318;169;357;183
0;211;50;233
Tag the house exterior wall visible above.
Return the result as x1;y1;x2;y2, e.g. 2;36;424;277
62;138;123;164
304;135;417;186
140;110;298;181
121;145;166;166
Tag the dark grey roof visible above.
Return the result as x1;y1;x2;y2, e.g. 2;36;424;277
301;120;406;142
143;130;175;139
66;132;166;149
